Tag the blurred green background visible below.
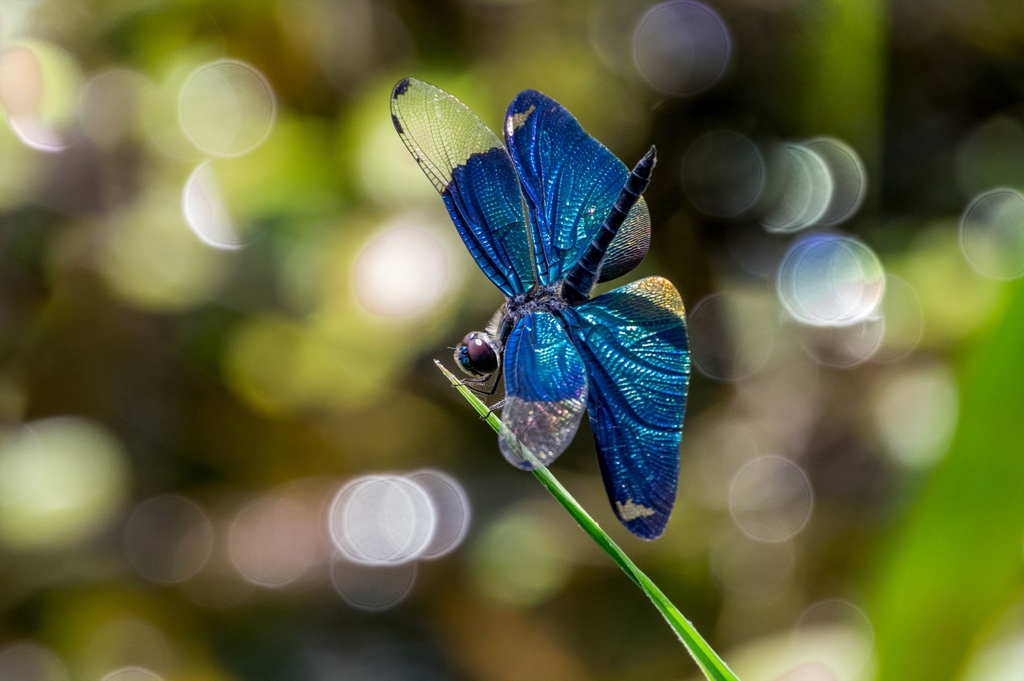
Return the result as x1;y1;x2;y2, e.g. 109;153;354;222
0;1;1023;680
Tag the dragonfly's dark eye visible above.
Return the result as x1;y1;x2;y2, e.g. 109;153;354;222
455;332;498;377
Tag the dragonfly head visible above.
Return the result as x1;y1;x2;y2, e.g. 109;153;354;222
454;331;499;377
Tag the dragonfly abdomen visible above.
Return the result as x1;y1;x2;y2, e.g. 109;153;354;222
561;146;657;304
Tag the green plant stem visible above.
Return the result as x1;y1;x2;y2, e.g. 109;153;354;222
436;361;740;681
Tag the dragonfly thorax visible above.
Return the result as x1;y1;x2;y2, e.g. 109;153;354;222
457;284;567;374
505;283;566;322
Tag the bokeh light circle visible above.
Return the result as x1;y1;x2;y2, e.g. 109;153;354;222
960;631;1024;681
688;292;775;380
6;116;67;152
79;68;149;152
871;273;924;363
0;42;80;153
228;493;320;587
0;47;43;120
633;1;731;96
761;144;834;233
793;599;875;680
178;59;276;158
803;137;867;227
0;643;69;681
84;619;172;681
328;475;437;565
682;131;765;217
711;530;795;602
407;470;471;559
124;494;214;584
777;234;885;327
686;417;762;508
874;363;959;468
959;188;1024;280
99;192;227;311
0;417;129;551
774;663;839;681
182;161;244;250
330;553;418;611
99;667;164;681
729;456;813;542
797;316;885;368
469;507;570;607
955;116;1024;197
353;216;451;318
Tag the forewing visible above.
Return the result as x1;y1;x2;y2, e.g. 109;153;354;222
563;276;690;539
499;312;587;470
504;90;633;285
599;197;651;283
392;78;534;296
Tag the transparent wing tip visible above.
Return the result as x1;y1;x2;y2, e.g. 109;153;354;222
497;396;586;470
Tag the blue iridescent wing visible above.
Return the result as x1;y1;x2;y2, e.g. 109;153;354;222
504;90;650;286
562;277;690;539
392;78;534;296
499;312;588;470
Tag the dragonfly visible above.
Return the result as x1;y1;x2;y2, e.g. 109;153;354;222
391;78;690;540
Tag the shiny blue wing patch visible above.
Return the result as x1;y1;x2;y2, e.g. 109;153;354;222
500;312;588;470
392;78;534;296
563;276;690;540
504;90;638;286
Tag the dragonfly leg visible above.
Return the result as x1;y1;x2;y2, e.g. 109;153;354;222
455;363;507;422
473;363;506;419
460;376;499;395
479;397;506;420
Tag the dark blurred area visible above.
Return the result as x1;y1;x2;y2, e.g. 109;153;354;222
0;1;1022;680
